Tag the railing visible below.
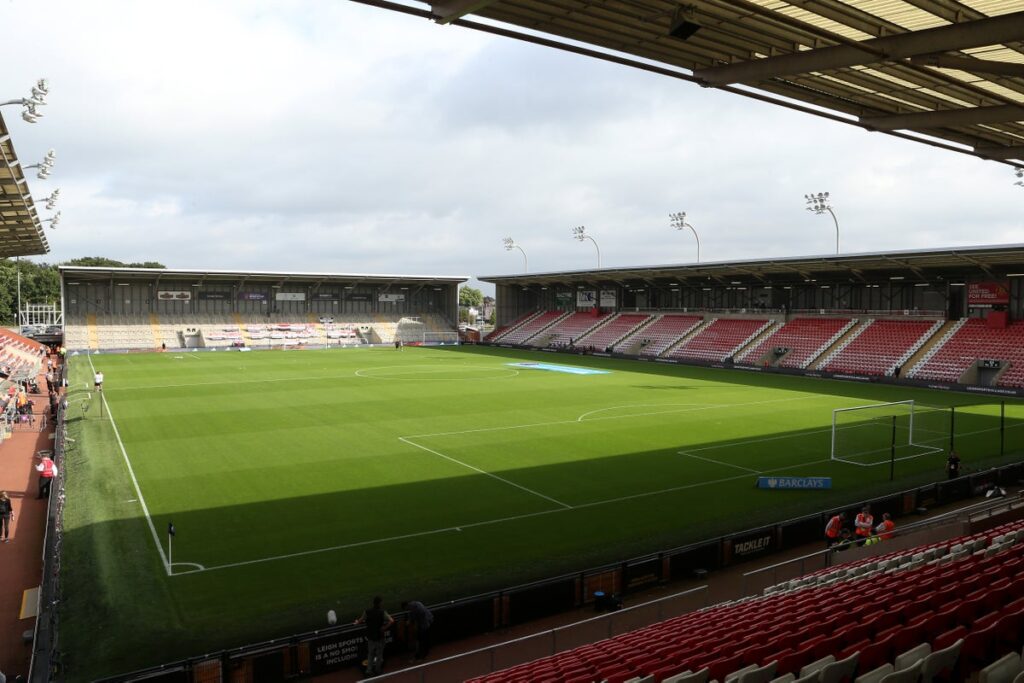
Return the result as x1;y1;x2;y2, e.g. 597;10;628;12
373;585;709;683
741;490;1024;596
790;309;945;318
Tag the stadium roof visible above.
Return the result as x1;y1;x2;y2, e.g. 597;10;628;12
0;112;49;258
478;243;1024;286
360;0;1024;166
58;266;468;286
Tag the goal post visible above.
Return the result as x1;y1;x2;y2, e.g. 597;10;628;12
831;400;945;466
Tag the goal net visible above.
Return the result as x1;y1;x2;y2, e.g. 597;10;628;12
831;400;946;466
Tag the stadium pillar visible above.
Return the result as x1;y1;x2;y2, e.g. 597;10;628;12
890;416;896;481
949;406;955;452
1000;401;1005;456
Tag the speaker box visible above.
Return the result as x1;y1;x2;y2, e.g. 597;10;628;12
669;18;701;40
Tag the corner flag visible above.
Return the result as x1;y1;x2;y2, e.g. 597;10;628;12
168;522;176;537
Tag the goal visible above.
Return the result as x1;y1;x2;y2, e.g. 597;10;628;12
831;400;946;466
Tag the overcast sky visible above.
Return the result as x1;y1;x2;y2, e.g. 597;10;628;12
4;0;1023;294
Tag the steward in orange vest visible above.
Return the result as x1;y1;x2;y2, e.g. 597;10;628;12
825;512;845;547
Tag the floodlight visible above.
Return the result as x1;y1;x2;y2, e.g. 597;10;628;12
669;211;700;262
503;237;528;272
804;191;840;254
571;225;601;267
44;188;60;211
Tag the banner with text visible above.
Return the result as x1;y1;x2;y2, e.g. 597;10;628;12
379;293;405;303
157;290;191;301
599;289;617;307
576;290;597;307
238;292;267;301
968;281;1010;307
198;291;230;300
275;292;306;302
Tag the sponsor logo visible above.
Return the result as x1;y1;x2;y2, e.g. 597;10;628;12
733;535;772;556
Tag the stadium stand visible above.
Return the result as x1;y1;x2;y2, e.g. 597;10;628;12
468;518;1024;683
499;310;568;345
487;310;541;342
910;318;1024;388
819;318;943;377
538;311;612;348
616;314;704;356
738;317;856;369
667;318;774;363
0;329;46;381
577;313;653;351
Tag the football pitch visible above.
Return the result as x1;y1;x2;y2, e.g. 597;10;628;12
60;346;1024;677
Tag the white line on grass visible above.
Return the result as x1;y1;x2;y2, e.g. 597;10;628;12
87;352;172;575
404;395;822;439
679;452;762;474
398;436;571;509
177;458;831;576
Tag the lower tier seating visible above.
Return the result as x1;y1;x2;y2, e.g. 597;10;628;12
821;319;941;377
579;314;652;351
621;315;704;357
470;518;1024;683
668;318;773;363
738;317;853;369
910;318;1024;388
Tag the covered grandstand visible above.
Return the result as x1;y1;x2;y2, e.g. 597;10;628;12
58;266;466;350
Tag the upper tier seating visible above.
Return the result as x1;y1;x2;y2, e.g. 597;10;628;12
469;518;1024;683
910;318;1024;388
543;312;612;347
668;318;773;363
500;310;567;345
738;318;854;369
616;315;704;356
579;314;652;351
820;319;941;377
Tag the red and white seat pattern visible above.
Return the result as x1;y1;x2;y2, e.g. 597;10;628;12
668;318;773;363
615;315;704;356
543;312;612;347
820;319;941;377
500;311;567;345
578;314;652;351
738;317;854;369
910;318;1024;388
488;310;540;342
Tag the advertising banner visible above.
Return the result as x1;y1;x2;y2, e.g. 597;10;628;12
379;293;405;303
756;476;832;490
157;290;191;301
313;292;339;300
968;281;1010;307
275;292;306;302
576;290;597;307
347;294;370;302
238;292;267;301
599;289;617;307
197;291;230;300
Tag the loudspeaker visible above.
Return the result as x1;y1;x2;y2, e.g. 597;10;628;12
669;18;701;40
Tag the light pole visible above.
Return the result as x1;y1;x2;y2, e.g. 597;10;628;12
669;211;701;263
0;79;49;123
805;192;840;254
24;149;56;180
571;225;601;267
503;237;528;273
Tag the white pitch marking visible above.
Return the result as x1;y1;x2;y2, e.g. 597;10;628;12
576;403;704;422
169;562;206;574
404;395;822;439
354;364;519;381
176;457;832;576
399;436;571;509
87;353;172;575
679;452;762;474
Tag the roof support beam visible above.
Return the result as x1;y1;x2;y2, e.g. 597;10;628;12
861;105;1024;130
974;145;1024;161
908;54;1024;78
430;0;497;25
694;11;1024;85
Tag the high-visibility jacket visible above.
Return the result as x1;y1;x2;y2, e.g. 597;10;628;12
876;520;895;540
38;458;56;478
855;513;874;537
825;515;843;539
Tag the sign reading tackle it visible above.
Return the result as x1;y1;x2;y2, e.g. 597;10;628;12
757;476;832;490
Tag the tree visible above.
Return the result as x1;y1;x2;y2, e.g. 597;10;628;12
459;286;483;308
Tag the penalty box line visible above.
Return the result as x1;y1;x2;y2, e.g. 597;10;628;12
175;459;831;577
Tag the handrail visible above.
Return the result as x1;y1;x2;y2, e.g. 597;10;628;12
373;585;709;682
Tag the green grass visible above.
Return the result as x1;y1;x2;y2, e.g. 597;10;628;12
58;346;1024;678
